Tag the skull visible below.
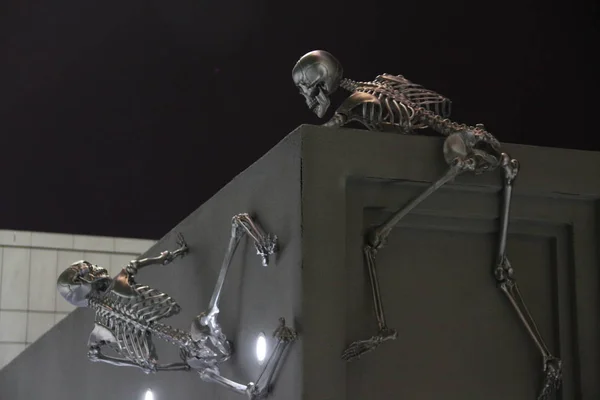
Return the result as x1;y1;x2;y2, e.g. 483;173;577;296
292;50;343;118
72;260;110;283
57;260;111;307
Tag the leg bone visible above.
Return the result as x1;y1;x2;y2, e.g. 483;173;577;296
247;318;298;399
233;213;278;267
204;214;278;323
191;314;232;359
368;157;472;250
196;318;297;400
198;366;251;396
196;214;278;360
343;156;475;362
494;153;562;400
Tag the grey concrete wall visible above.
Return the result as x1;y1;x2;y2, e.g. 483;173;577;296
299;126;600;400
1;125;599;400
0;132;302;400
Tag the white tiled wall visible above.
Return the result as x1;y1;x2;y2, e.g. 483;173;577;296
0;230;156;370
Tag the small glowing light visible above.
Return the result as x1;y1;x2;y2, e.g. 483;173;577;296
144;389;154;400
256;333;267;363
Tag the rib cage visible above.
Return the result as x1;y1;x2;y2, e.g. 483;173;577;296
338;76;501;150
88;283;207;370
126;284;181;323
339;74;454;132
375;74;452;119
342;80;414;131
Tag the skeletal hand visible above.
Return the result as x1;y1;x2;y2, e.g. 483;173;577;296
162;233;189;264
259;234;277;254
538;357;562;400
341;329;397;362
341;337;382;361
173;232;189;257
255;234;277;267
245;382;266;400
273;318;298;343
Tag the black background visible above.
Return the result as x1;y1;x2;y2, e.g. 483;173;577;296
1;0;598;239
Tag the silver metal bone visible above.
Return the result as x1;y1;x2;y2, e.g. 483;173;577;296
293;50;561;400
57;215;295;399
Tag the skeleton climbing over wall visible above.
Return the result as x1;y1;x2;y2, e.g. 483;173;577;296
56;213;297;400
292;50;561;400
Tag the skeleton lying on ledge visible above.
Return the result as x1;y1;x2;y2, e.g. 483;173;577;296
57;213;297;400
292;50;561;400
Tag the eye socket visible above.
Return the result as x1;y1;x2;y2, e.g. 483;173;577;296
299;82;324;98
298;83;315;94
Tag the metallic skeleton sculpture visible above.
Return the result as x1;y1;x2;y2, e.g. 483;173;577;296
292;50;561;400
57;213;297;399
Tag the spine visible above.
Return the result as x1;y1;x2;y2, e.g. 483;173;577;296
150;323;193;349
416;106;471;136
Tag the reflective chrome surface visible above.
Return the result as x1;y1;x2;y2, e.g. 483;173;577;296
294;50;561;400
57;214;296;399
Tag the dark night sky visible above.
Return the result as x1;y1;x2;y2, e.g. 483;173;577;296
0;0;598;239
